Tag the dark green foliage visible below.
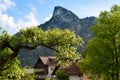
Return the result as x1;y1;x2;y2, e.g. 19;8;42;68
56;68;69;80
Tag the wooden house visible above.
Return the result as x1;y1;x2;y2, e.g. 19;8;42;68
34;56;56;80
34;56;89;80
52;62;83;80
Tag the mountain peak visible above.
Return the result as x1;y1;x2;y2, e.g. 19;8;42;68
54;6;66;11
53;6;69;17
54;6;68;13
40;6;82;31
53;6;79;20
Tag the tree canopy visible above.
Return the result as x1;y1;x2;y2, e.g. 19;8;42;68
0;27;84;79
79;5;120;80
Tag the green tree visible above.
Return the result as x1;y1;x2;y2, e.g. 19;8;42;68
45;77;51;80
0;27;83;79
79;5;120;80
20;27;84;65
56;68;69;80
21;73;35;80
0;29;24;79
0;58;24;80
21;66;36;80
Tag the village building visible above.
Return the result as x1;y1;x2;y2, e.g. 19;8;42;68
34;56;89;80
34;56;56;80
52;62;83;80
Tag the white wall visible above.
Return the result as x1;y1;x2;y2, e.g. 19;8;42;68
24;69;34;73
47;66;55;78
69;75;82;80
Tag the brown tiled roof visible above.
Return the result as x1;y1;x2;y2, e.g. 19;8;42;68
63;62;83;76
39;56;56;66
38;56;83;76
52;62;83;76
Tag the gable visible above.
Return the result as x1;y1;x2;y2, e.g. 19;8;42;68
34;57;44;68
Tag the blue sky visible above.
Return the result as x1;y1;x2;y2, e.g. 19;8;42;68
0;0;120;35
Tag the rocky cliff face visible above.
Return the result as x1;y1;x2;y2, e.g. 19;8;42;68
40;6;81;34
19;6;95;67
39;6;95;40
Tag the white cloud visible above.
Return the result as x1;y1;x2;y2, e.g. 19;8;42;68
0;0;15;11
31;6;37;14
0;0;39;35
0;12;39;35
17;12;39;29
0;12;18;34
45;14;52;21
0;0;18;35
28;4;37;14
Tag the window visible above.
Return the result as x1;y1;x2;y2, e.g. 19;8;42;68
51;68;54;70
39;68;44;71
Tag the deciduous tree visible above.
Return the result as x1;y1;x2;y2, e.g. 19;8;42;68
79;5;120;80
0;27;83;79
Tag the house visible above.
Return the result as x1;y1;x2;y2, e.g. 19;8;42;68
34;56;89;80
34;56;56;80
52;62;83;80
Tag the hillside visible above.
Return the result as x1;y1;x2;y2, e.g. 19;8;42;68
19;6;95;67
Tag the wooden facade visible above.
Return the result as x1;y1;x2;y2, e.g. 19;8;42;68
34;56;56;80
34;56;89;80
